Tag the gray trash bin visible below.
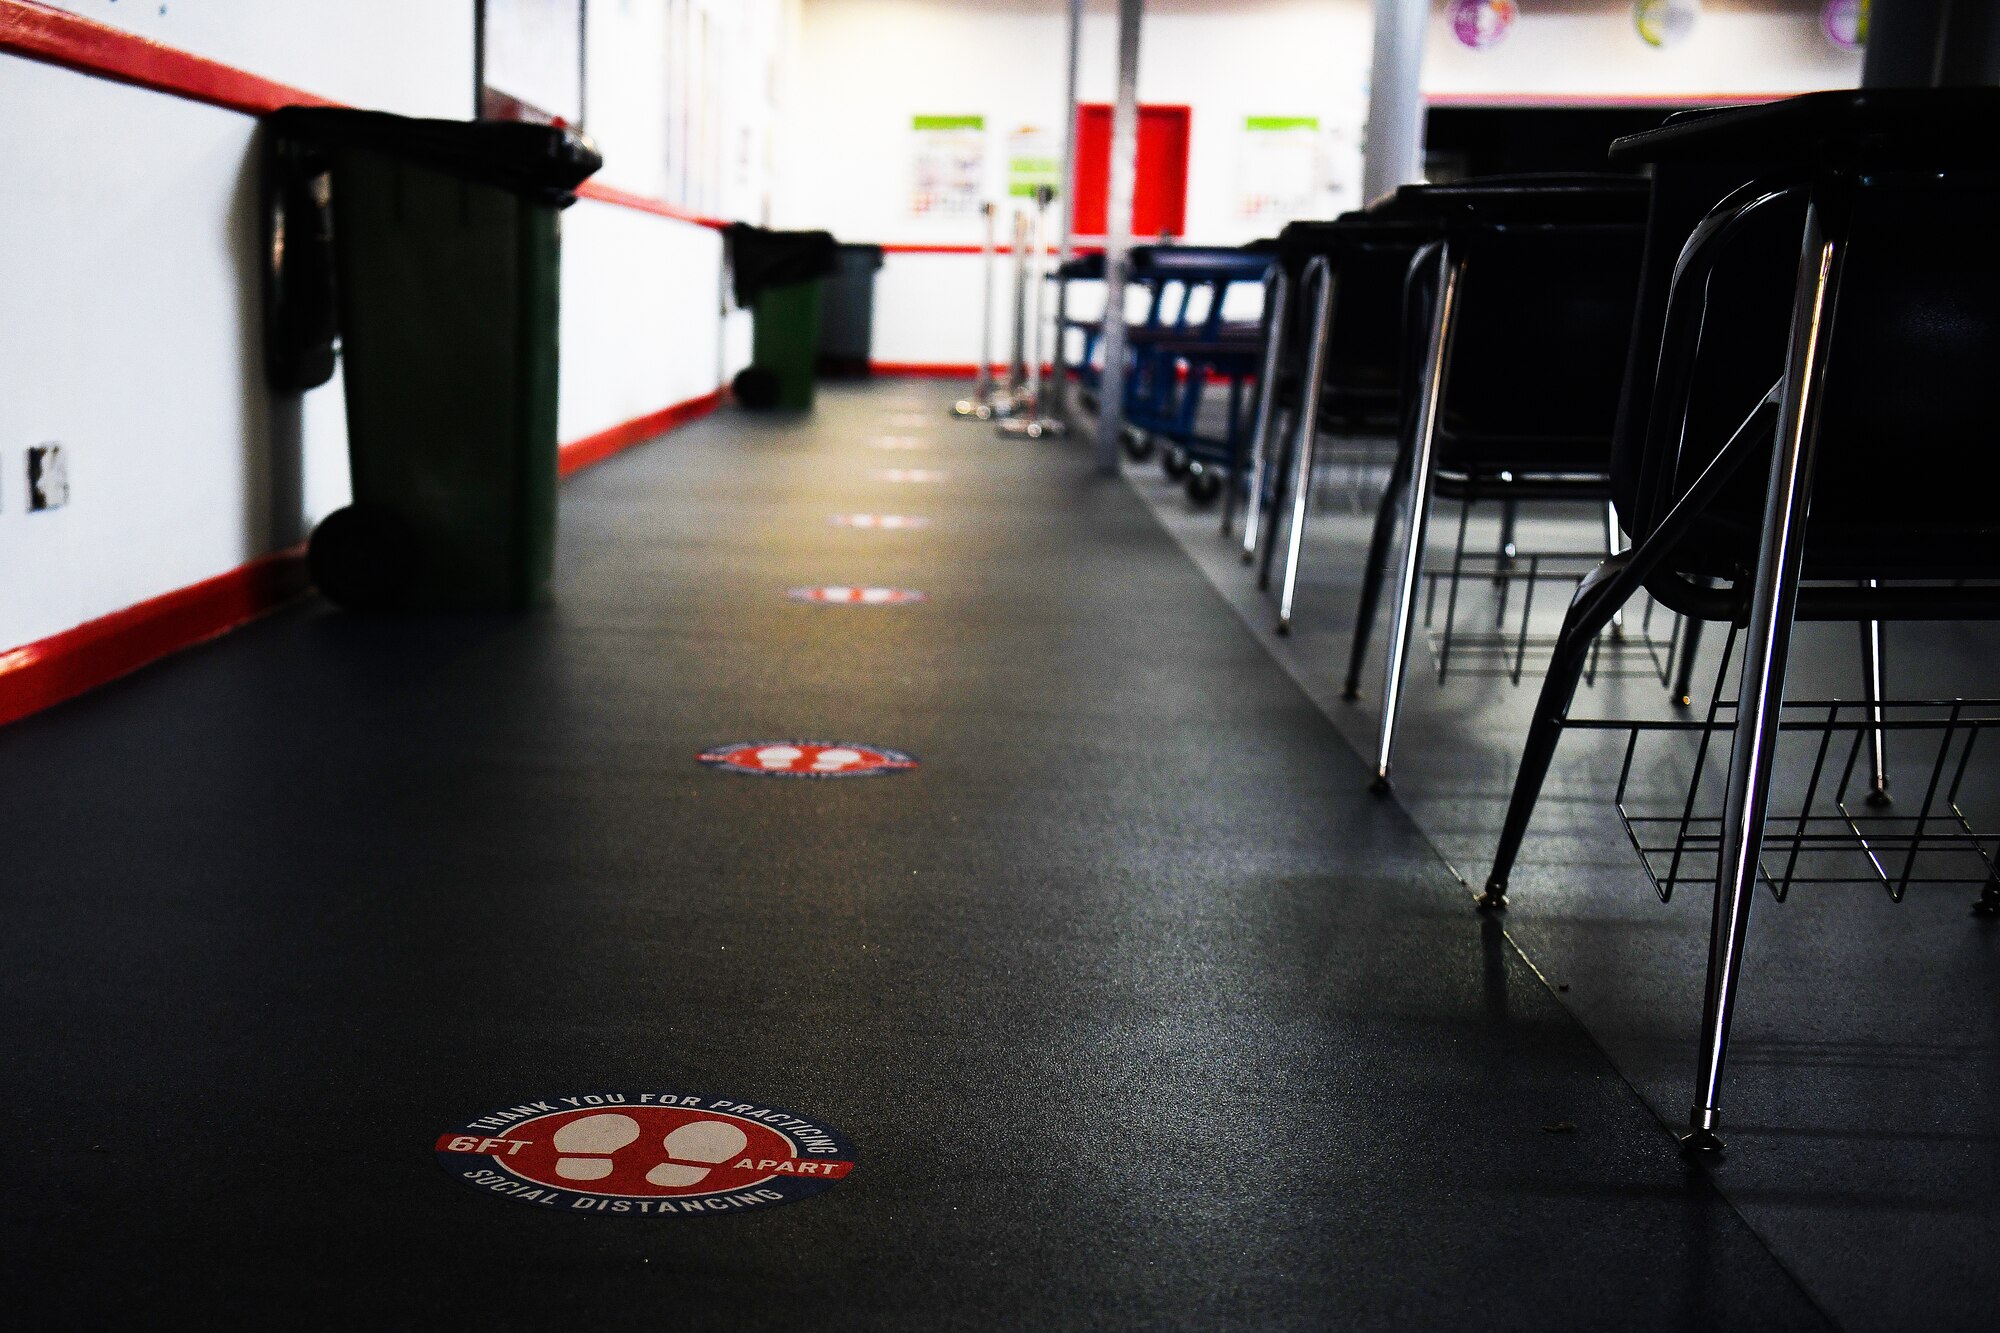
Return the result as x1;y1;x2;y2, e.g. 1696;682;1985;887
816;243;885;377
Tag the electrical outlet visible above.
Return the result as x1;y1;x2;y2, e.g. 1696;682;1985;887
27;444;67;511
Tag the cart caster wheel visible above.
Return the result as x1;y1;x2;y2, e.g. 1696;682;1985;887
1162;447;1190;481
1185;467;1223;507
1974;879;2000;918
308;504;413;612
731;365;782;410
1122;429;1155;462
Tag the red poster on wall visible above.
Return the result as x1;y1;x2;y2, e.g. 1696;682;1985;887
1070;104;1191;240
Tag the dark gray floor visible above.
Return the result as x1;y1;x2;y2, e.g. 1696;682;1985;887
1;382;1830;1328
1133;439;2000;1333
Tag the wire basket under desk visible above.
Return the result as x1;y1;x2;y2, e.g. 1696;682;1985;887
1565;697;2000;905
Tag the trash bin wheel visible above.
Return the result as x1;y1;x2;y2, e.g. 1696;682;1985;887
732;365;783;410
1121;428;1156;462
1162;446;1191;481
309;504;415;612
1185;465;1224;507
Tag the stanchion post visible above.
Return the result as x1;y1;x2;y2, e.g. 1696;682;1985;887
1000;186;1067;439
954;201;999;418
997;208;1032;419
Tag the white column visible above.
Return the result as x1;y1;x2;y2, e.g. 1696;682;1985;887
1095;0;1144;475
1361;0;1428;206
1050;0;1084;419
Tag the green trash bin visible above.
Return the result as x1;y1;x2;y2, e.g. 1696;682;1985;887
263;108;602;611
726;225;839;411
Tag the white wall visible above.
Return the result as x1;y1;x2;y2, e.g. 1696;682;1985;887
38;0;476;115
1425;0;1863;99
1;0;782;657
781;0;1863;368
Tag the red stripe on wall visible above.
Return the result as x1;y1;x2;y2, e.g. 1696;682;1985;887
558;388;725;475
573;181;731;231
0;0;722;231
0;392;724;730
0;0;338;114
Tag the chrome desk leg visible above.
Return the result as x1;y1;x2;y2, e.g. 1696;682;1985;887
1371;247;1462;791
1686;203;1841;1155
1237;265;1290;557
1275;257;1335;636
1861;588;1890;806
1606;500;1626;634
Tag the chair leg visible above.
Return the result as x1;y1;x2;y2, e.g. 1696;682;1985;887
1370;248;1462;790
1484;377;1786;910
1479;553;1654;909
1255;404;1297;586
1860;590;1890;807
1238;273;1291;562
1342;441;1413;700
1276;258;1338;635
1685;200;1841;1155
1605;500;1626;635
1672;607;1707;708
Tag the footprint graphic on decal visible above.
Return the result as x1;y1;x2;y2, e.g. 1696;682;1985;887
551;1112;641;1180
813;748;863;772
645;1120;750;1188
755;745;805;770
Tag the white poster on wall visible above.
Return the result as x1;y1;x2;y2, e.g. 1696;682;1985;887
1236;116;1328;224
911;115;987;216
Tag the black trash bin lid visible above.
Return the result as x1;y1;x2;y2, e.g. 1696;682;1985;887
266;106;603;206
725;224;840;306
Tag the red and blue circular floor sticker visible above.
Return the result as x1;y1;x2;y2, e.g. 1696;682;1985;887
787;585;925;605
697;740;918;778
436;1093;856;1215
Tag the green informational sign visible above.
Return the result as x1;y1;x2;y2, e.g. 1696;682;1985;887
911;115;987;216
1245;115;1320;132
1007;124;1059;198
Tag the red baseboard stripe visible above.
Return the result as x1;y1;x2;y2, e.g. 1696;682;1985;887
0;546;309;729
557;388;725;476
869;362;988;379
0;390;725;729
878;243;1105;256
871;362;1059;379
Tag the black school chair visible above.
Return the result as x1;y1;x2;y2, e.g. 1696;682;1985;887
1476;89;2000;1151
1314;177;1652;791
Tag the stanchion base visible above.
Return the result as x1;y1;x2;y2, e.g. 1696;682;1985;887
999;417;1068;440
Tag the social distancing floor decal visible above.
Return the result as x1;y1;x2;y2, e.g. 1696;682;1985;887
697;741;919;778
787;586;925;605
830;514;929;529
437;1094;856;1214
